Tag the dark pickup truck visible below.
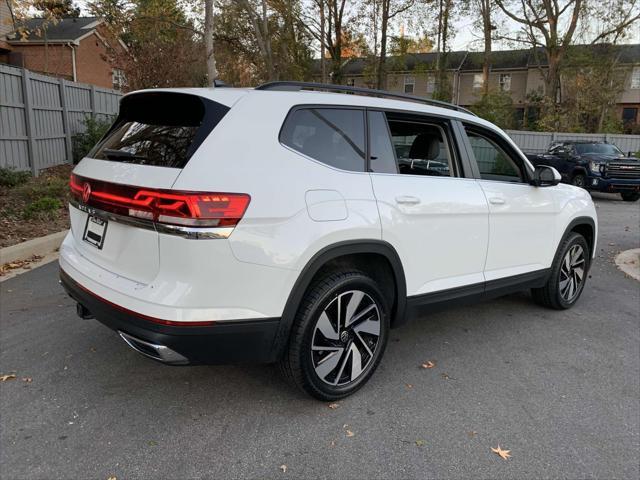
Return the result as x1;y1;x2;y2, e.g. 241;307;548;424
527;141;640;202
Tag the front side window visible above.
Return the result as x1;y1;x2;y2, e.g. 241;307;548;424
465;127;524;183
387;117;454;177
280;108;366;172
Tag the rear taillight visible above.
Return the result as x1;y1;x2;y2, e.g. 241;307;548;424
70;173;250;229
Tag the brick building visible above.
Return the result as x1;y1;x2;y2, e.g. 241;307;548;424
1;13;126;90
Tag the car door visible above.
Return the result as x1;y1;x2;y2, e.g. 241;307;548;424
461;123;559;282
367;110;489;297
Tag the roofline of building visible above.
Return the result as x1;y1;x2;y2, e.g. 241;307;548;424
5;17;105;44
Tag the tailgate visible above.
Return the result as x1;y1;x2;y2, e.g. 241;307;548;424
70;160;181;284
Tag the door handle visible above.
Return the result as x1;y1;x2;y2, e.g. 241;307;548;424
395;195;421;205
488;197;506;205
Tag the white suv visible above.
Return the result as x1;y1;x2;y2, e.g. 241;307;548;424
60;82;597;400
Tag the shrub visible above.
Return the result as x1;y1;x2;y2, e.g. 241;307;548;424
22;196;63;219
0;168;31;188
72;115;113;163
15;176;68;202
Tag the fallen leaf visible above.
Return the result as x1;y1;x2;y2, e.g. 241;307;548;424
329;440;336;447
421;360;436;369
468;431;477;438
415;439;426;447
405;383;413;389
491;445;511;460
279;464;287;473
148;440;157;446
107;476;117;480
0;374;16;382
22;377;32;383
328;403;339;409
345;430;355;437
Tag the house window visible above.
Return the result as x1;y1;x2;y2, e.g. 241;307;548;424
622;108;638;124
499;73;511;92
112;69;126;90
473;73;484;90
631;67;640;89
404;75;415;94
426;75;436;94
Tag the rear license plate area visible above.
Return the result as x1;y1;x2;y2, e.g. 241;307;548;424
83;215;108;249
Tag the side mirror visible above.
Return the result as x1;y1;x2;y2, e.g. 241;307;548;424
531;165;561;187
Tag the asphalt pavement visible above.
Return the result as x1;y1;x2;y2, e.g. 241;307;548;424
1;192;639;479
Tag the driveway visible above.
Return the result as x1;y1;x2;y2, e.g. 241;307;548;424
1;193;638;479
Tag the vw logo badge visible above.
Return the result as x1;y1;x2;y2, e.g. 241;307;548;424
82;182;91;203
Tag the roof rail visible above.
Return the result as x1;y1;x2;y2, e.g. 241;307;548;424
255;81;476;116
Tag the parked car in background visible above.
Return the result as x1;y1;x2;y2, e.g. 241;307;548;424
527;141;640;202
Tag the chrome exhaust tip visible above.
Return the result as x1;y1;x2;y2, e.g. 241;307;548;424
118;331;189;365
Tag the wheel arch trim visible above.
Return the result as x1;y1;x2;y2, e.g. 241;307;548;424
561;216;596;259
271;240;408;358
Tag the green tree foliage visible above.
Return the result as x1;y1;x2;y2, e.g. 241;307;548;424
470;90;516;130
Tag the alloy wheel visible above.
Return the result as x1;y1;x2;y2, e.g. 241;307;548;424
559;244;585;302
310;290;381;386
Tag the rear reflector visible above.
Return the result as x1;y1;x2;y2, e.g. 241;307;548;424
70;173;250;228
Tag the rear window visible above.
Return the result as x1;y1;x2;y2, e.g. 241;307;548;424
90;92;229;168
280;107;366;172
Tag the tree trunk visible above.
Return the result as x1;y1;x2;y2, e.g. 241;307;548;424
480;0;491;96
204;0;217;86
320;0;327;83
377;0;389;90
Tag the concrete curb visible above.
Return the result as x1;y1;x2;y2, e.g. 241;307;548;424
0;230;68;265
614;248;640;282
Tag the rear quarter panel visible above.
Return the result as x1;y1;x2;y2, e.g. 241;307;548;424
171;92;383;274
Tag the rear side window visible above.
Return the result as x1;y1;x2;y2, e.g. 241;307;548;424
280;108;365;172
90;92;229;168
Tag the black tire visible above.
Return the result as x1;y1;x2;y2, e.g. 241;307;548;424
279;270;390;400
571;173;586;188
531;232;590;310
621;192;640;202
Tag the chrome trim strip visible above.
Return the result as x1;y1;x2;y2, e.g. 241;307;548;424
69;199;233;239
118;331;189;365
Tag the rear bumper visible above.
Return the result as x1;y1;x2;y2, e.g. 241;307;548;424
587;176;640;193
60;269;281;365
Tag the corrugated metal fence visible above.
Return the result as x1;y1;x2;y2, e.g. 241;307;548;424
505;130;640;156
0;63;121;175
1;65;639;174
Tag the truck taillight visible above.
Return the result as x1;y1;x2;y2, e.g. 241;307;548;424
70;173;250;228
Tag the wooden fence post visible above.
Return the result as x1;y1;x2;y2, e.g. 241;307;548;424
59;78;73;164
21;68;38;176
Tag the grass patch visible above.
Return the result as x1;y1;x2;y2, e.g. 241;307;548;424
22;196;63;219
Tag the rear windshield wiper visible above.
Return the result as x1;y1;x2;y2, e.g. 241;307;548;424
102;148;148;161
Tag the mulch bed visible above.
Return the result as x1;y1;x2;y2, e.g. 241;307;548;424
0;165;72;249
